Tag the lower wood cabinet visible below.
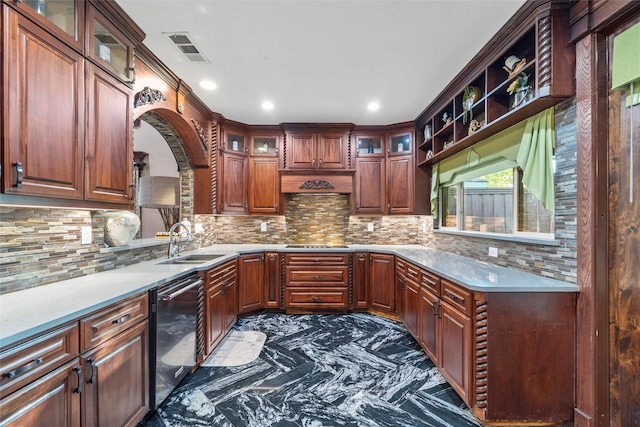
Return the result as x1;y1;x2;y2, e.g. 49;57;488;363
264;253;281;309
398;257;576;426
0;294;149;427
368;253;395;313
403;274;420;339
419;271;440;365
438;296;472;404
80;321;148;427
238;253;265;314
352;252;369;309
0;358;81;427
204;260;237;355
284;253;350;311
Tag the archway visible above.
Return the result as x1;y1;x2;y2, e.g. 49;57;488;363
132;109;199;236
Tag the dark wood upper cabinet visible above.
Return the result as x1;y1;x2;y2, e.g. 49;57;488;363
8;0;84;51
219;151;247;214
387;155;414;214
218;126;248;214
283;126;351;170
1;1;142;207
248;132;282;214
85;3;134;84
85;64;133;204
2;8;85;199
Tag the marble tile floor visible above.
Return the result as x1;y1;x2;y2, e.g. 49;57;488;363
143;312;483;427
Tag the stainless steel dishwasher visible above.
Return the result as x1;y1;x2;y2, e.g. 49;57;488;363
149;273;203;409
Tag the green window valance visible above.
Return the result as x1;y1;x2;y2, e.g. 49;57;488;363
431;107;555;216
612;21;640;107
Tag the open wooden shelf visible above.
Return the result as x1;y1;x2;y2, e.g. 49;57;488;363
415;4;574;169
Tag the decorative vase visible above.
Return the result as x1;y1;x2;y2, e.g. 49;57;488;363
103;210;140;247
512;85;532;109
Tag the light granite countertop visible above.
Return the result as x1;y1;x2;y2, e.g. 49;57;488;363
0;244;578;349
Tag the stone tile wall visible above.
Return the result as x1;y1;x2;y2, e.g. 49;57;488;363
421;98;578;283
0;208;168;294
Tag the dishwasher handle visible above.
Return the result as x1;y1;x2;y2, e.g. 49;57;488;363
159;277;203;301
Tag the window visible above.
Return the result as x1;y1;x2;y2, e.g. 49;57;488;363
439;167;554;238
431;107;556;240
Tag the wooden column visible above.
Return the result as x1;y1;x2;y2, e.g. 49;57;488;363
575;33;610;427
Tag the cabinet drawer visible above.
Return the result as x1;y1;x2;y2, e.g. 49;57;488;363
286;267;348;286
406;263;420;282
395;257;407;273
80;293;148;352
285;254;348;266
207;261;237;289
285;288;349;309
0;323;79;397
421;270;441;295
441;280;473;316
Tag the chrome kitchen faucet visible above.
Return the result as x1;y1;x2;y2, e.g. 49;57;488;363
167;221;192;258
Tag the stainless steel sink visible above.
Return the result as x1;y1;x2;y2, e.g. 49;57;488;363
157;254;224;265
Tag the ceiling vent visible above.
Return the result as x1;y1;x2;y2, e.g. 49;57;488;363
163;32;210;63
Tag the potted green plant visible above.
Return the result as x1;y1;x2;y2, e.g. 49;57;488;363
507;72;532;108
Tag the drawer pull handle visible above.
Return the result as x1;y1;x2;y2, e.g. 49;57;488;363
313;275;322;279
112;314;132;325
432;300;438;316
87;358;96;384
2;357;43;379
13;162;23;188
73;366;82;394
313;259;321;262
445;291;463;303
312;296;322;302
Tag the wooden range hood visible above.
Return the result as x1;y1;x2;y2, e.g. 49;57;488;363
279;169;355;194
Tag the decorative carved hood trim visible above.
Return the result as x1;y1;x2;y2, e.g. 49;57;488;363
279;170;355;194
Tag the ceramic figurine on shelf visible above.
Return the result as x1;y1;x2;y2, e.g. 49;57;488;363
424;124;432;140
442;112;452;126
503;55;527;79
468;119;482;136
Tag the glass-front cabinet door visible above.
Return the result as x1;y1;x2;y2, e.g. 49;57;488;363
388;132;413;156
15;0;83;49
226;133;246;154
355;136;384;156
87;5;134;83
251;136;278;156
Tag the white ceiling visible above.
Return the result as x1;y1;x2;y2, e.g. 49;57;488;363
116;0;527;125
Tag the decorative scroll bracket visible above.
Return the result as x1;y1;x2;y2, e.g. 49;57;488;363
190;119;208;151
134;87;167;108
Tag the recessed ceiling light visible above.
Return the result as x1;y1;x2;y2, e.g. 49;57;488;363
200;80;217;90
367;102;380;111
262;101;274;111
